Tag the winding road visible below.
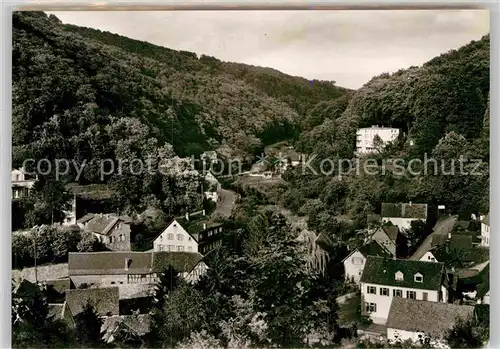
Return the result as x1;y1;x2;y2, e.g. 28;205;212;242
214;189;238;218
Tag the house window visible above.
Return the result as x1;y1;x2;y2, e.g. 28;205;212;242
352;257;363;265
168;245;173;251
422;292;428;301
367;286;376;294
178;246;184;252
393;289;403;297
188;246;193;252
414;274;423;283
380;287;389;296
407;291;416;299
208;231;212;237
365;302;377;313
177;234;183;241
168;234;174;240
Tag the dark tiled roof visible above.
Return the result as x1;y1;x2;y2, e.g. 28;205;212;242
69;251;204;276
386;298;474;335
358;241;392;258
360;256;445;290
68;252;153;275
381;203;428;219
85;214;119;235
77;213;95;224
381;226;399;241
66;287;119;317
44;278;70;294
152;252;203;273
449;235;473;251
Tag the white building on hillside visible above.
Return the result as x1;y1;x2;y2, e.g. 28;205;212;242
381;202;428;232
360;256;449;325
11;168;37;199
342;241;391;284
480;214;489;247
153;219;199;253
356;126;400;154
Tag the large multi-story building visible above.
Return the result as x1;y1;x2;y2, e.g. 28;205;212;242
356;126;400;154
360;256;449;325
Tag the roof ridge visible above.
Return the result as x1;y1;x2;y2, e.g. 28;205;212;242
102;217;120;236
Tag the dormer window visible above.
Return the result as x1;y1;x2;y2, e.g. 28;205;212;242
414;273;423;283
395;271;404;281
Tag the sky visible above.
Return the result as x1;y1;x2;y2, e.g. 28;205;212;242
48;10;489;89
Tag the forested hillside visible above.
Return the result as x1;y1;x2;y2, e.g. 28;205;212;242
282;34;490;246
298;34;490;158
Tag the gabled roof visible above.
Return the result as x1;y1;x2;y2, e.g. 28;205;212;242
153;218;201;243
379;225;399;242
69;252;153;275
358;241;392;258
152;252;204;273
360;256;445;290
77;213;95;224
66;287;120;317
386;298;474;335
84;214;131;236
381;203;428;219
68;251;205;276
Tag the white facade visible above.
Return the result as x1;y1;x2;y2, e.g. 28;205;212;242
387;328;427;344
361;282;447;325
481;222;490;247
381;217;423;232
343;250;367;284
153;219;198;253
419;251;438;263
11;168;37;199
356;126;400;154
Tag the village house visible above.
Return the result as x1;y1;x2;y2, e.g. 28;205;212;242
153;216;224;254
480;214;489;247
204;171;221;203
386;298;474;344
360;256;448;325
82;214;133;251
68;251;208;288
343;241;392;284
153;219;199;253
11;167;37;199
369;225;401;257
381;202;428;232
356;126;400;154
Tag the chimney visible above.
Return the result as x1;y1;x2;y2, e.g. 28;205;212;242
124;258;131;270
203;223;207;230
